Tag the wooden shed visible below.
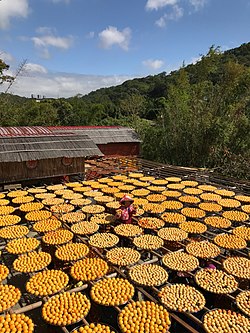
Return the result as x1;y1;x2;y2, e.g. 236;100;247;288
48;126;141;156
0;127;103;184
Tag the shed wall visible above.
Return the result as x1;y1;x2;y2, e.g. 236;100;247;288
0;157;85;183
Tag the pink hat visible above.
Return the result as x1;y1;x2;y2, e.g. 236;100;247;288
120;195;134;204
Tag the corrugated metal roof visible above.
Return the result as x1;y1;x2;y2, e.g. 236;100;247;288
0;135;103;162
0;126;141;143
48;126;123;130
0;126;53;137
50;127;141;144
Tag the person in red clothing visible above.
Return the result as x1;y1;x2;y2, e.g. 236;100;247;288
115;195;137;224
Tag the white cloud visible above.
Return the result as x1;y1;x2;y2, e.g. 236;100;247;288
32;36;73;49
145;0;178;11
24;63;48;74
0;0;29;29
0;50;14;63
189;0;207;11
30;29;74;58
99;26;131;51
0;71;134;98
142;59;164;70
155;4;184;27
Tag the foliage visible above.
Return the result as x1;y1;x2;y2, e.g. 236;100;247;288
0;42;250;179
0;59;14;85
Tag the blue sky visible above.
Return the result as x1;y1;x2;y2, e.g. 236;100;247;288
0;0;249;98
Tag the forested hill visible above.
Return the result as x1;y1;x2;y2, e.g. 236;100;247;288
75;42;250;106
0;42;250;179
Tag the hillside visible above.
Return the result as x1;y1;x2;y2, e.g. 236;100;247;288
0;42;250;179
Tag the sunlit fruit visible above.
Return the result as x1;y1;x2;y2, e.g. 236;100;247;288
217;198;241;208
159;284;205;313
236;290;250;317
200;192;222;201
129;264;168;286
25;210;52;221
118;301;171;333
26;269;69;296
0;264;9;281
131;189;150;197
61;212;86;224
73;323;116;333
19;202;44;212
181;207;206;219
179;195;201;204
213;234;247;250
0;205;15;215
50;203;74;213
232;226;250;240
195;268;238;294
133;234;164;250
146;194;167;202
70;198;92;206
89;233;119;248
106;247;140;266
203;308;250;333
12;196;34;204
13;251;51;273
214;189;235;197
204;216;231;228
33;217;62;233
162;251;199;272
162;190;181;197
222;256;250;279
179;221;207;234
42;198;64;206
183;187;203;195
42;292;91;326
6;237;40;254
186;241;220;258
90;213;115;224
0;285;21;312
0;199;10;206
142;203;165;214
242;204;250;213
158;227;188;242
7;190;28;198
55;243;89;262
82;205;105;214
71;221;99;235
198;185;217;191
0;225;29;239
0;214;21;227
138;217;165;229
70;258;108;281
114;224;143;237
161;200;183;210
42;229;74;245
0;313;34;333
222;210;249;221
90;278;134;306
235;195;250;203
161;212;186;224
198;202;222;212
181;180;198;187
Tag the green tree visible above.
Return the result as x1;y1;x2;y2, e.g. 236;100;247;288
0;58;14;85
